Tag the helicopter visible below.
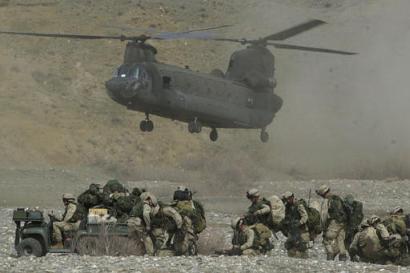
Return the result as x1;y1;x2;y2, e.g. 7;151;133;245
0;19;356;142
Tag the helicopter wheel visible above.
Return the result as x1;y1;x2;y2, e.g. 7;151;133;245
140;120;147;132
210;128;218;142
260;129;269;143
140;120;154;132
145;120;154;132
188;119;202;134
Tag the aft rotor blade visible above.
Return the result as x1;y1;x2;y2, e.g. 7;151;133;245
263;19;326;41
268;42;357;55
0;30;134;41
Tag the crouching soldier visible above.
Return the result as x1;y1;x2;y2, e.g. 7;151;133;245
281;191;310;258
244;188;271;227
49;193;82;248
127;192;160;255
230;217;272;256
172;186;206;235
350;215;402;264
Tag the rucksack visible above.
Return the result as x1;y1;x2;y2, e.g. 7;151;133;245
343;195;364;233
103;180;126;194
251;223;273;250
174;200;206;234
264;195;285;230
298;199;322;235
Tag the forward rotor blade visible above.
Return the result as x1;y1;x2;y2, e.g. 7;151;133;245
268;42;357;55
152;24;233;40
0;30;133;41
263;19;326;41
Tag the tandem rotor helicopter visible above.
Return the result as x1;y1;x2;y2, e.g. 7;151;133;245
0;19;356;142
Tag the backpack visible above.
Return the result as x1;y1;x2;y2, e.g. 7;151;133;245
251;223;273;250
265;195;285;230
298;199;322;235
192;200;206;233
343;195;364;234
174;200;206;234
103;180;126;194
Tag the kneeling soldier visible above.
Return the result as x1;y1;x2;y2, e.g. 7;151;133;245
231;217;272;256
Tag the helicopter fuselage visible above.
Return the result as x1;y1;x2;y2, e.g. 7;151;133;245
105;62;279;129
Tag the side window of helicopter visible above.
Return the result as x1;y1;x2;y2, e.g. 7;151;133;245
162;76;171;89
129;66;140;79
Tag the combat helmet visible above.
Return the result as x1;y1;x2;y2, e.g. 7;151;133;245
231;217;243;229
246;188;260;199
368;215;381;225
391;206;403;215
316;184;330;197
62;193;75;201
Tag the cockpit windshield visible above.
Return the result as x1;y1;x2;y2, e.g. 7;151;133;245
115;65;144;79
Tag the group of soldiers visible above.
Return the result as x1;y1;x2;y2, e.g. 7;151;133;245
49;180;206;256
49;180;410;265
227;185;410;266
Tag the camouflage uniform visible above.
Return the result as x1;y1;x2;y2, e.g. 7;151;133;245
231;218;260;256
127;192;160;255
127;192;183;255
282;192;310;258
316;185;347;261
245;189;271;227
384;207;407;237
52;193;81;244
350;216;400;264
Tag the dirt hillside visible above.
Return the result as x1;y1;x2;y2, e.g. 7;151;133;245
0;0;409;186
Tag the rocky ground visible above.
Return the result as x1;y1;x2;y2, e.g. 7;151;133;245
1;177;410;272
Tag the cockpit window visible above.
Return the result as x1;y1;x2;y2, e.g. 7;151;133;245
115;65;144;79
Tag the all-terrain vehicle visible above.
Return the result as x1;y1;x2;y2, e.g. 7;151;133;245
13;208;197;257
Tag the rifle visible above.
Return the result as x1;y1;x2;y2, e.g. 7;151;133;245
308;189;312;208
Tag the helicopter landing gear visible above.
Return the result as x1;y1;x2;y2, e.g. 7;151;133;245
188;118;202;134
210;128;218;142
140;113;154;132
260;128;269;143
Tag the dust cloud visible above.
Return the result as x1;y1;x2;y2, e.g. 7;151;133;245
227;0;410;179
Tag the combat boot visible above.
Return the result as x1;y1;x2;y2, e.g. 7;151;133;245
326;253;335;261
339;254;347;261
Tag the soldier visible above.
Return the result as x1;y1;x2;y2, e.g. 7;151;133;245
128;192;183;255
281;191;310;258
230;217;272;256
316;184;348;261
49;193;81;248
350;215;401;264
127;192;160;255
384;207;407;237
172;186;206;235
245;188;271;227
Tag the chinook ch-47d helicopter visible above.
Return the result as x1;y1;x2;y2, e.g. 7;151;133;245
0;19;355;142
